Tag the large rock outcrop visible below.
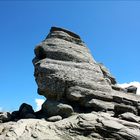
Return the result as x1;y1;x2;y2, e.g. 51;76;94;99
33;27;114;115
33;27;140;117
0;27;140;140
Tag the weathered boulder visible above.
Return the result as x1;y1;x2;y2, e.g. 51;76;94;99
0;112;11;123
42;100;73;118
10;103;36;121
19;103;36;119
11;111;20;121
125;85;137;94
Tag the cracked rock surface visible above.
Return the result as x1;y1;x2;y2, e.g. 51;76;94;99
1;112;140;140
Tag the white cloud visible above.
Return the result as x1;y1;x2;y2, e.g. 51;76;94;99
118;81;140;95
35;99;45;111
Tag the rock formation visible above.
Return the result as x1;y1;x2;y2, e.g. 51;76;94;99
125;85;137;94
0;27;140;140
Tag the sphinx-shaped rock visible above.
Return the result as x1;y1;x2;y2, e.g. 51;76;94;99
33;27;140;119
33;27;114;116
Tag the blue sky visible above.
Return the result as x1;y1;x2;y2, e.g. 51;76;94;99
0;1;140;111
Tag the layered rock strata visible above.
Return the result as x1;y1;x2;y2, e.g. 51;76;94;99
33;27;140;118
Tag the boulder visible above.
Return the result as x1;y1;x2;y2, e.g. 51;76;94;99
0;112;11;123
42;100;74;118
11;111;20;121
125;85;137;94
19;103;36;119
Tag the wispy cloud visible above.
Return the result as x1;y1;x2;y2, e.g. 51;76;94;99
35;99;45;111
118;81;140;95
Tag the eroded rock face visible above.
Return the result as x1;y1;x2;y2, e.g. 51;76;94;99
32;27;140;119
33;27;114;116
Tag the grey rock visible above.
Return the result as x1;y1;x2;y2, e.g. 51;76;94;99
42;100;74;118
125;85;137;94
50;27;81;39
19;103;36;119
111;84;127;92
66;86;113;103
98;63;117;85
119;112;140;123
33;27;140;125
112;89;140;106
137;106;140;116
11;111;20;121
101;119;124;131
1;112;140;140
33;27;112;105
24;113;36;119
47;115;62;122
85;98;114;111
114;104;137;116
2;27;140;139
0;112;11;123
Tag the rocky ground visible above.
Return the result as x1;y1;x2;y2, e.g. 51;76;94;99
0;27;140;140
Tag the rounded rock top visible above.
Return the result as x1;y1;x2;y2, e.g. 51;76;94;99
50;26;81;39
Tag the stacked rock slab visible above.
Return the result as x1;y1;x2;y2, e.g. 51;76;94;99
33;27;114;117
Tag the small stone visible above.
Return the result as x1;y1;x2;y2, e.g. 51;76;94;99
31;132;38;138
47;115;62;122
